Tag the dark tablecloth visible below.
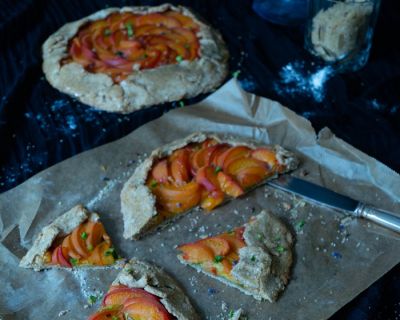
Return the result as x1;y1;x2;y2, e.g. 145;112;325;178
0;0;399;319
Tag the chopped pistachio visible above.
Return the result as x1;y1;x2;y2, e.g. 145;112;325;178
214;166;222;173
87;244;93;251
295;219;305;231
69;258;78;266
251;255;256;262
232;70;241;78
150;180;158;188
81;231;88;240
125;22;134;37
275;245;286;253
104;247;115;256
104;29;112;36
256;233;264;240
176;55;183;62
228;310;235;318
178;101;185;108
214;255;224;263
88;295;97;305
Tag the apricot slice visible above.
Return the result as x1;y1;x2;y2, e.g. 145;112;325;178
235;165;270;189
226;157;266;177
88;306;123;320
87;241;114;266
85;221;106;249
251;148;278;168
200;190;224;212
124;297;173;320
219;233;246;253
217;172;244;198
201;237;230;256
56;246;72;267
62;235;80;259
216;146;251;169
71;225;89;258
210;144;230;166
103;288;158;307
154;181;200;203
164;11;199;30
170;149;191;184
190;148;209;172
134;13;181;28
151;159;169;183
196;166;219;191
178;242;214;263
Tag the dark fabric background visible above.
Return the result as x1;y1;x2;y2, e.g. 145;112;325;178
0;0;399;319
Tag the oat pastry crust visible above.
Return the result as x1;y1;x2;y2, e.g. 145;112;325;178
121;132;299;239
42;3;229;113
110;259;200;320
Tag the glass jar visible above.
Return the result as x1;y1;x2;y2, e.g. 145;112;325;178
252;0;308;26
305;0;381;72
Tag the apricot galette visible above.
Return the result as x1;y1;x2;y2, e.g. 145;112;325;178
121;132;298;239
178;210;294;301
20;205;122;271
88;259;199;320
42;4;228;113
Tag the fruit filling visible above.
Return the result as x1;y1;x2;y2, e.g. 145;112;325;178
178;227;246;281
88;284;174;320
147;138;282;220
62;10;200;82
44;220;117;267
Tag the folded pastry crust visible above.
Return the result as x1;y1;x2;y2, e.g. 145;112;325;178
111;259;200;320
42;3;228;113
121;132;299;239
178;210;294;302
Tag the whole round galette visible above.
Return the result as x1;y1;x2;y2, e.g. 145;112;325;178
42;4;229;113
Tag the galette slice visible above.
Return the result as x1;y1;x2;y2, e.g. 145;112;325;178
88;259;199;320
20;205;122;271
177;210;294;302
121;132;299;239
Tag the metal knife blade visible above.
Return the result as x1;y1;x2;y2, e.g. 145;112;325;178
268;175;358;212
268;175;400;233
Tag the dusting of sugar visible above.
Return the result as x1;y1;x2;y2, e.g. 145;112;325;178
274;61;334;102
87;179;118;209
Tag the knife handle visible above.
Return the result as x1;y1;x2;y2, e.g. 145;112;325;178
355;204;400;233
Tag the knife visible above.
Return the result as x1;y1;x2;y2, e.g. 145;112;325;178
268;175;400;233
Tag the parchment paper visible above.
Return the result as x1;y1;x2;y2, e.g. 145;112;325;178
1;79;399;320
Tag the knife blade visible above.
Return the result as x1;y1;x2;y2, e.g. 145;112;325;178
268;175;400;233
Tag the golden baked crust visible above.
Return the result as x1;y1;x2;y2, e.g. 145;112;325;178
120;132;299;239
42;4;228;113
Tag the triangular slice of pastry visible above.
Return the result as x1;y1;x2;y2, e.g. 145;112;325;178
88;259;199;320
20;205;122;271
177;210;294;301
121;132;299;239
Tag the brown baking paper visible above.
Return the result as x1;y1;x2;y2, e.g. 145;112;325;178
1;79;399;320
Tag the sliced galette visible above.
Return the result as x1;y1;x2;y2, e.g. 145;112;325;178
177;210;294;301
121;132;299;239
20;205;122;271
88;259;199;320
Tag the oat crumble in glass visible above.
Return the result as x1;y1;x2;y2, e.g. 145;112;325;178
305;0;381;72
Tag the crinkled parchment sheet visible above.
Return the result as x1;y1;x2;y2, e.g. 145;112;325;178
1;80;399;320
